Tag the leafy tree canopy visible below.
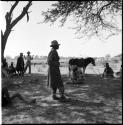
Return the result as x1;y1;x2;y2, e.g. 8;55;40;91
42;1;122;39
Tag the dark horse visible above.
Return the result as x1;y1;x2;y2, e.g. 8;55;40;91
68;57;96;78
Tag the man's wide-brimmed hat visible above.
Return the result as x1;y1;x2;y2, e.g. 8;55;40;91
27;51;30;54
50;40;60;47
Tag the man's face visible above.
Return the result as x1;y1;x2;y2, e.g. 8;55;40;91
55;45;59;49
106;65;109;68
20;53;23;57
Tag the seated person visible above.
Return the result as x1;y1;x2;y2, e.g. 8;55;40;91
102;63;114;78
71;65;78;83
8;62;16;75
77;68;84;82
2;86;36;107
2;67;36;107
72;66;84;83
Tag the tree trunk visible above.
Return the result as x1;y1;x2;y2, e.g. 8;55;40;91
1;30;11;61
1;1;32;61
1;38;6;61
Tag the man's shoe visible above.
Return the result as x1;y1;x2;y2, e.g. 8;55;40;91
59;95;66;100
52;95;59;100
30;99;36;103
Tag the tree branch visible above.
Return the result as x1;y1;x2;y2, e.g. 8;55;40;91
9;1;19;17
11;1;32;28
98;1;112;16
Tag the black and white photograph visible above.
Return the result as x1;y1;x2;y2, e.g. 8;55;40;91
1;1;122;124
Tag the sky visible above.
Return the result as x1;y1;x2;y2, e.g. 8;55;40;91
0;1;122;58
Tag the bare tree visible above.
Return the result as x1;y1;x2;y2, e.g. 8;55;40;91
42;1;122;39
1;1;32;60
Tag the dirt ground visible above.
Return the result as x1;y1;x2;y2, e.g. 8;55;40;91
2;73;122;124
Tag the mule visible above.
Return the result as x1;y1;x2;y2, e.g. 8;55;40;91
68;57;96;79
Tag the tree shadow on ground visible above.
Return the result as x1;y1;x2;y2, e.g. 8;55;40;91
2;73;122;124
58;97;105;107
84;74;122;99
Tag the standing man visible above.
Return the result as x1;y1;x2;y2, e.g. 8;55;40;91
24;51;33;74
47;40;66;100
16;53;24;76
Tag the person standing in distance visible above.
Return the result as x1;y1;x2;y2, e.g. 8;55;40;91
24;51;33;74
16;53;24;76
47;40;66;100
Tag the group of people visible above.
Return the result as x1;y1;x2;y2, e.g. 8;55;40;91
2;51;33;77
2;57;36;107
2;40;67;108
16;51;33;75
2;51;35;107
2;40;122;107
